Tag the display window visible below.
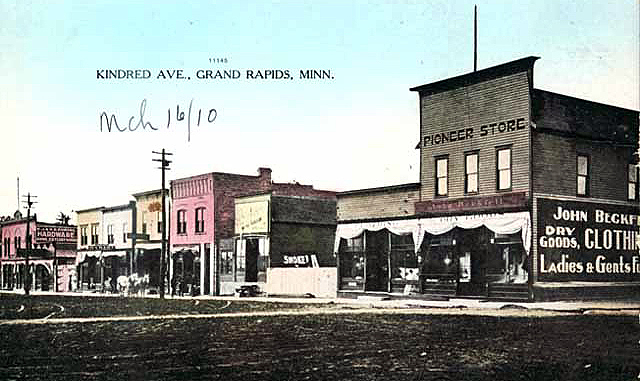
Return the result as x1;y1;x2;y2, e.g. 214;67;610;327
338;234;365;290
420;232;456;283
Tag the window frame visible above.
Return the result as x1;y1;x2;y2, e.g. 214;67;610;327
177;209;187;234
195;207;206;233
576;154;590;197
464;150;479;195
496;146;512;192
434;155;449;198
80;225;88;246
107;224;114;244
628;163;638;201
90;224;99;245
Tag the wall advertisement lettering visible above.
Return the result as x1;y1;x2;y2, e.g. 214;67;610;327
536;197;640;282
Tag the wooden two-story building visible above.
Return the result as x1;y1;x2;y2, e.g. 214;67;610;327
336;56;639;301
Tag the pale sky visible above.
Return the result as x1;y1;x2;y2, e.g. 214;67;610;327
1;0;638;223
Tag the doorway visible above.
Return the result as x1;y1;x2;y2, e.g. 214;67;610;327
456;227;489;296
364;230;389;292
245;238;259;282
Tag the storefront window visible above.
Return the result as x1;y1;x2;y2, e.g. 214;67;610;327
236;243;246;273
340;235;365;280
390;234;417;281
487;232;528;284
421;233;456;282
221;251;233;275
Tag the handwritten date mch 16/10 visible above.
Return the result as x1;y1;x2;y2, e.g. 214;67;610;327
99;99;217;142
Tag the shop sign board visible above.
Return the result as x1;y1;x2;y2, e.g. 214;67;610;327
536;197;640;282
126;232;150;240
275;253;319;268
235;200;269;234
416;192;527;215
36;225;77;244
421;117;528;148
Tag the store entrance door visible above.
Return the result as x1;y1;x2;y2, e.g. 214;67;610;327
245;239;259;282
456;231;488;297
364;230;389;292
365;249;388;292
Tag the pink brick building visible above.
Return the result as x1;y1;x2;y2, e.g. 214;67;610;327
170;167;335;296
1;211;77;292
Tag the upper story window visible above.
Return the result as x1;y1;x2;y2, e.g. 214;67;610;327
629;164;638;201
465;151;479;194
577;155;589;196
122;223;128;243
80;225;88;246
496;147;512;191
177;210;187;234
195;207;206;233
15;236;21;251
107;224;114;244
90;224;99;245
435;156;449;197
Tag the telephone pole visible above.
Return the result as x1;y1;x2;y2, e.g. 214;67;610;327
153;149;172;299
21;193;37;295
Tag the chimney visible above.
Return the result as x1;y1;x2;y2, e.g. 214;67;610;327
258;167;272;189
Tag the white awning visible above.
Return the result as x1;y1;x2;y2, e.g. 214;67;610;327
135;242;161;250
172;245;200;253
334;212;531;255
76;250;102;265
102;250;127;258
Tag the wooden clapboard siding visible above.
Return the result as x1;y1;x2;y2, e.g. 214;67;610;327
337;184;420;221
419;71;532;201
532;131;636;202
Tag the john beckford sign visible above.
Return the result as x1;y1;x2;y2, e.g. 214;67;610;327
536;197;640;282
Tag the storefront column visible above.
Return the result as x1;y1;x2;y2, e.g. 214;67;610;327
169;248;174;291
30;264;36;291
210;242;216;296
387;232;392;293
100;258;104;291
200;243;205;295
362;231;367;290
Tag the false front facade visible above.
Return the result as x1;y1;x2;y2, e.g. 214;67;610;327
336;57;639;301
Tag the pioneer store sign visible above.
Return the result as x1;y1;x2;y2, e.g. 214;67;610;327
536;197;640;282
422;117;527;147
